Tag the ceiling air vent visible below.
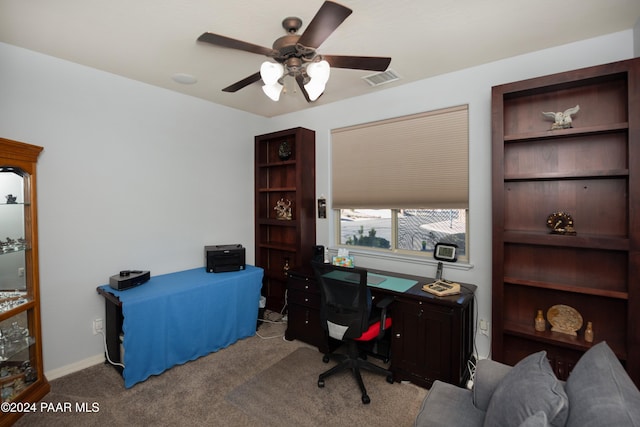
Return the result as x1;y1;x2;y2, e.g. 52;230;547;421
362;69;400;87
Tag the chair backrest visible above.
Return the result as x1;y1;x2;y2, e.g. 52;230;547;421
312;261;370;341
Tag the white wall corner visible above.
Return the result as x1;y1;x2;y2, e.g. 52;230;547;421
45;353;105;381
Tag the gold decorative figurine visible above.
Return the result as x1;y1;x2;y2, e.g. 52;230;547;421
274;198;292;220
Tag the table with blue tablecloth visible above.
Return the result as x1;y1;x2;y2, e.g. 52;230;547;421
96;265;263;388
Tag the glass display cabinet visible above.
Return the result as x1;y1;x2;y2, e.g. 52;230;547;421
0;137;49;425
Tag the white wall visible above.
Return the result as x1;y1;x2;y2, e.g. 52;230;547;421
0;42;268;376
0;28;635;378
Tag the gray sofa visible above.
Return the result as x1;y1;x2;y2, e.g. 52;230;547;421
415;341;640;426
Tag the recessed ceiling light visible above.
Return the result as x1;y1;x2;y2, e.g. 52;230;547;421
172;73;198;84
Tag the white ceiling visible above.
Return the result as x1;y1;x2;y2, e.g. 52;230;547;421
1;0;639;118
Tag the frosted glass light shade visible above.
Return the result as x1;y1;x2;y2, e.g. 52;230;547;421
304;79;326;101
262;83;283;101
306;60;330;83
260;62;284;85
304;60;330;101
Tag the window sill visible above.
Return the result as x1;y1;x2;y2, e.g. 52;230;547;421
328;247;473;271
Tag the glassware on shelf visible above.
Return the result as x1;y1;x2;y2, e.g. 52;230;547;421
584;321;594;343
534;309;546;332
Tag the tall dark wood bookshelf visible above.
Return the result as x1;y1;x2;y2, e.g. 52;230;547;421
255;127;316;312
491;57;640;386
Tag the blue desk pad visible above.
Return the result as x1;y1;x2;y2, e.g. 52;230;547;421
324;270;418;293
98;265;263;388
367;273;417;293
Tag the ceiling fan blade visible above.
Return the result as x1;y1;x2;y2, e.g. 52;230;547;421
295;74;312;102
323;55;391;72
198;32;277;57
297;1;352;49
222;72;262;93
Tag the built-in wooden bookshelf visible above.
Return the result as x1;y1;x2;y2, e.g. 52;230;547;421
491;58;640;386
254;127;316;312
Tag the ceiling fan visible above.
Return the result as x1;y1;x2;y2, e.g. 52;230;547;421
197;1;391;102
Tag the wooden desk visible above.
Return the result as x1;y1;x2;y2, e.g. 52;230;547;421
285;268;476;389
97;266;263;388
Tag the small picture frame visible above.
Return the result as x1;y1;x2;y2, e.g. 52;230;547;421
434;242;458;262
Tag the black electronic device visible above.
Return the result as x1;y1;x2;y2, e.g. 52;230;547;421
109;270;150;291
434;242;458;262
205;244;245;273
313;245;325;263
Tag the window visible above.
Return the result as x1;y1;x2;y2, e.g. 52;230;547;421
339;209;467;258
331;105;469;259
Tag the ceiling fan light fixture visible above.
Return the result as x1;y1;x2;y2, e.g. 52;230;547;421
304;60;330;101
304;79;326;102
306;60;330;84
260;61;284;86
262;82;284;101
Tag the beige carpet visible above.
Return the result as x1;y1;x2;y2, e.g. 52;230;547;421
14;315;426;426
226;347;426;426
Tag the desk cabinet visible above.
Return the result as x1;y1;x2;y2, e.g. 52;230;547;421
285;270;475;389
284;271;329;353
391;294;475;388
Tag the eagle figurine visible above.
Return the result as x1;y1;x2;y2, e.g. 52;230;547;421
542;105;580;130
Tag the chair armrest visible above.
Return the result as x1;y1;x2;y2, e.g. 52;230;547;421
375;296;394;310
375;296;394;336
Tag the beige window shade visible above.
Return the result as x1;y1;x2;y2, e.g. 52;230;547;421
331;105;469;209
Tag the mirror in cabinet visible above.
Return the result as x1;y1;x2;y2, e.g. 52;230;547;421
0;137;49;424
1;168;27;293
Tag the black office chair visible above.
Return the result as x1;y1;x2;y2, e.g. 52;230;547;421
312;261;394;404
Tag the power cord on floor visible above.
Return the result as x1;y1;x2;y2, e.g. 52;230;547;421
255;310;289;340
98;330;125;368
466;355;476;389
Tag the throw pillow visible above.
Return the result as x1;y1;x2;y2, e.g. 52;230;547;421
565;341;640;427
483;351;569;427
519;411;550;427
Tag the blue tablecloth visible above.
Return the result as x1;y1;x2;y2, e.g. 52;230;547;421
98;265;263;388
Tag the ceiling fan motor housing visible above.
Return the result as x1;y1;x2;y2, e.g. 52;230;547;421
282;17;303;33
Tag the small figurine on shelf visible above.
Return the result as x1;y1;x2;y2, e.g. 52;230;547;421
278;141;292;160
274;198;292;220
5;194;16;204
584;321;594;343
542;105;580;130
546;212;577;236
283;258;290;276
534;309;546;332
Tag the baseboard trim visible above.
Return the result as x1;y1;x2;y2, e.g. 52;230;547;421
45;353;105;381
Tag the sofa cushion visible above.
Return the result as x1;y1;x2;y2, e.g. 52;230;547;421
483;351;568;427
565;341;640;427
519;411;549;427
414;380;485;427
473;358;513;411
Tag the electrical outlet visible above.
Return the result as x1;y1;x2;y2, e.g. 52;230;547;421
18;267;24;277
93;318;104;335
479;319;489;336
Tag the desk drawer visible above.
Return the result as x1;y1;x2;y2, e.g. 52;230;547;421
289;289;319;308
287;273;318;294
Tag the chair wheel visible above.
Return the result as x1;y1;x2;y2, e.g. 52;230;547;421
386;374;394;384
318;379;325;388
322;355;330;363
362;394;371;404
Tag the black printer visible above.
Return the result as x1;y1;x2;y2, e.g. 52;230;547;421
205;244;245;273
